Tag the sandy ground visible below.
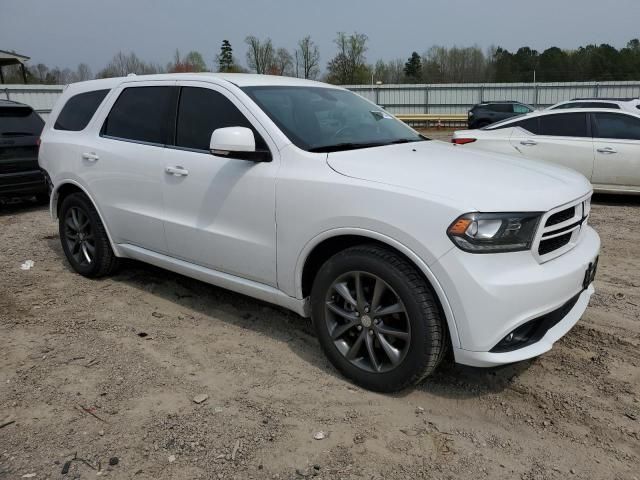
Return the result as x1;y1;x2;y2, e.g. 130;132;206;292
1;191;639;480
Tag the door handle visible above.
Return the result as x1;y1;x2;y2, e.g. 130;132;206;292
597;147;617;154
82;152;99;162
165;166;189;177
520;140;538;146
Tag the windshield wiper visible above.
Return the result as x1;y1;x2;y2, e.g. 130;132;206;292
308;142;387;153
308;138;425;153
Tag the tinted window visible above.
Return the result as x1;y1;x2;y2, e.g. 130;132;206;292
103;87;173;144
175;87;267;151
593;113;640;140
0;107;44;136
491;103;513;113
54;89;109;131
512;117;540;134
513;104;531;114
539;113;589;137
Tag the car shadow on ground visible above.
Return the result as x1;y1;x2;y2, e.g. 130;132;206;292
0;196;48;216
43;235;534;398
592;192;640;206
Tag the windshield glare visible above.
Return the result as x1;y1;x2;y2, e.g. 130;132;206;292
242;86;424;152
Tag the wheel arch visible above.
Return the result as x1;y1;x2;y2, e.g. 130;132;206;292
51;180;122;257
296;228;461;349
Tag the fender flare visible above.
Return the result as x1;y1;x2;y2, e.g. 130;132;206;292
50;180;123;257
293;227;461;348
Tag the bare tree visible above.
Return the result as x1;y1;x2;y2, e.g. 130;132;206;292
295;36;320;79
245;36;274;74
271;48;293;76
75;63;93;81
97;51;160;78
326;32;370;84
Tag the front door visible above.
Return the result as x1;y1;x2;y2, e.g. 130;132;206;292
161;82;278;286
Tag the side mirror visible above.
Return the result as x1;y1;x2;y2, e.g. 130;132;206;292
210;127;271;162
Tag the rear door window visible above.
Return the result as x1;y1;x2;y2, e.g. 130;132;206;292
0;107;44;137
513;104;531;114
490;103;513;113
102;86;174;144
174;86;267;151
54;89;110;131
539;113;589;138
593;112;640;140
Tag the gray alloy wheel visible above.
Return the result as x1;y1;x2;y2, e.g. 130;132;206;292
63;206;96;266
325;271;411;373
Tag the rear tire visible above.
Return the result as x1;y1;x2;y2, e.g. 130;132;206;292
58;193;119;278
311;245;445;392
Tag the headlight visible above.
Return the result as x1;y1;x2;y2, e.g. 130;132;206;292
447;212;542;253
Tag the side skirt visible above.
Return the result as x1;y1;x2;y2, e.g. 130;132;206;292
117;244;310;317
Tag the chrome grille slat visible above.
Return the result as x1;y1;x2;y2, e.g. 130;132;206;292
532;194;591;263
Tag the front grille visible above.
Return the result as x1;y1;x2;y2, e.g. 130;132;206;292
535;196;590;260
539;232;572;255
546;207;575;227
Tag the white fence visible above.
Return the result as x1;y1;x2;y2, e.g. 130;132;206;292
345;81;640;114
2;84;64;120
3;81;640;119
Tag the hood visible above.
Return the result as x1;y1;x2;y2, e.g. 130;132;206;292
326;140;592;212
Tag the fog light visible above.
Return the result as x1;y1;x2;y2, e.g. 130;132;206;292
505;332;514;343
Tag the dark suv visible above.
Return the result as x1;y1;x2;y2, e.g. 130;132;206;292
468;101;534;129
0;100;47;201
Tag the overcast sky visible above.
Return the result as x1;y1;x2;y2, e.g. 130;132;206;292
1;0;639;72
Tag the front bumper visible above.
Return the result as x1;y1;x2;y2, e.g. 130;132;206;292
431;225;600;367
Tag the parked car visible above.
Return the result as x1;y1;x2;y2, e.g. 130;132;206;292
467;101;535;129
39;74;600;392
452;108;640;195
0;99;47;201
548;97;640;113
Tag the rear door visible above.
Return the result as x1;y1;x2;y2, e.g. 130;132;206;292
89;81;175;253
591;112;640;190
509;112;594;179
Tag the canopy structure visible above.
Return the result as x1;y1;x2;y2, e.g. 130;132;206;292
0;50;29;84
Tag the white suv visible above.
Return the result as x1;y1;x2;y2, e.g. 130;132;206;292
548;98;640;113
39;74;600;392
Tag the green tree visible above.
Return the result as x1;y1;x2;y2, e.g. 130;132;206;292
403;52;422;81
217;40;234;72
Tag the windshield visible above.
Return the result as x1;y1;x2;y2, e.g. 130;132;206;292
242;86;426;152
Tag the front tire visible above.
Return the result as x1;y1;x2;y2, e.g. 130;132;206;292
59;193;119;278
311;245;445;392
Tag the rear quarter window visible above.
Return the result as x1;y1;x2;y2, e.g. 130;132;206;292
54;89;110;131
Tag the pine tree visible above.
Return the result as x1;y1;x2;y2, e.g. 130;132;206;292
218;40;234;72
404;52;422;81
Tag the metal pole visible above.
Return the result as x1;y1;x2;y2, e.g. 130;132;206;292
0;67;4;85
424;85;429;114
21;63;27;84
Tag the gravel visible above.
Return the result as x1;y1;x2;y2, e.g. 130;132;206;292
1;195;639;479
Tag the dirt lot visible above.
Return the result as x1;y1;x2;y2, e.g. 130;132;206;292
1;192;639;480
